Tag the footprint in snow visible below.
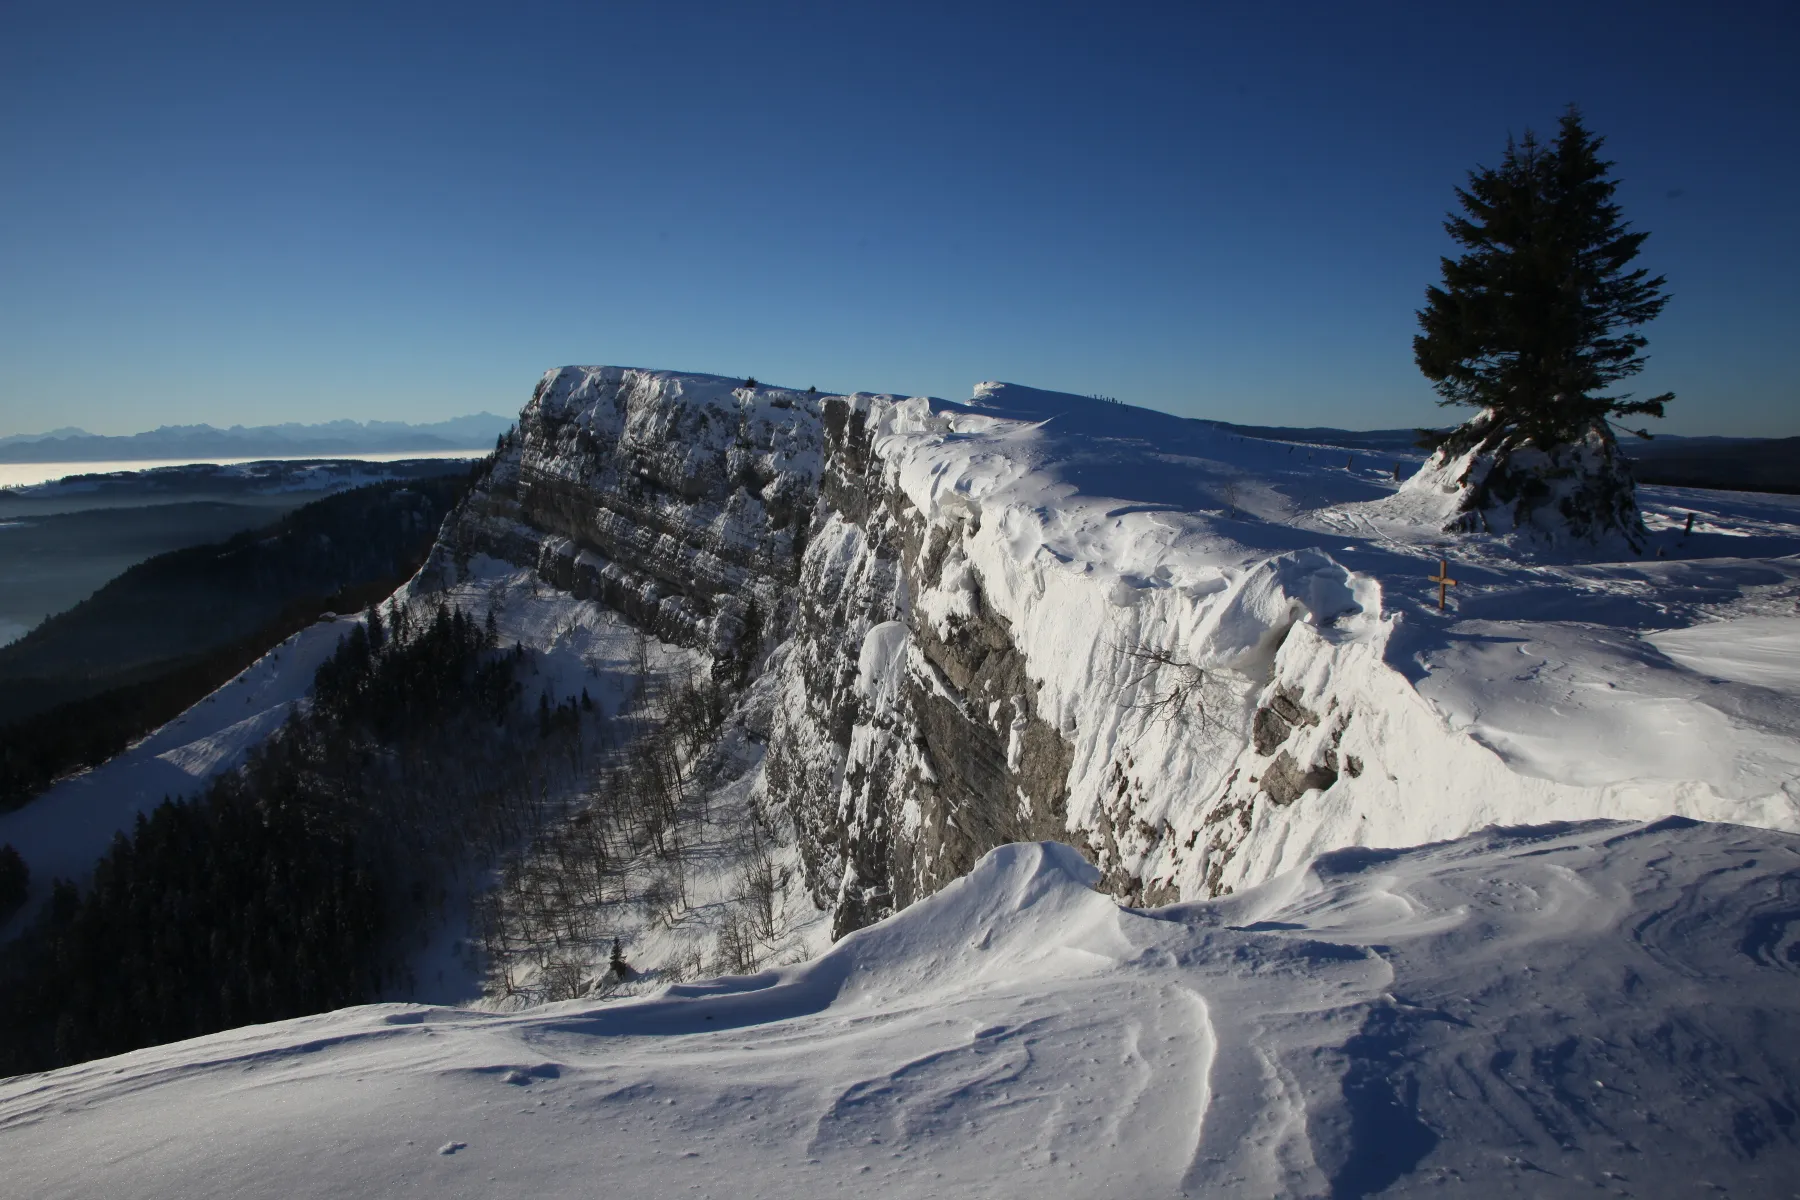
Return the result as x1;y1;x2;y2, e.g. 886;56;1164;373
437;1141;467;1156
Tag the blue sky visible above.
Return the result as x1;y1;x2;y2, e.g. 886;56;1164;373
1;1;1794;437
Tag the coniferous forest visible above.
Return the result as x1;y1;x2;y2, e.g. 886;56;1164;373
0;475;473;811
0;598;592;1075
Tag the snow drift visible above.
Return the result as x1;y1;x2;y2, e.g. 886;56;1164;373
756;376;1800;932
1387;419;1648;551
4;819;1796;1198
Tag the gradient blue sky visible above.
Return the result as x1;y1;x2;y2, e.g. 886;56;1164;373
2;1;1795;437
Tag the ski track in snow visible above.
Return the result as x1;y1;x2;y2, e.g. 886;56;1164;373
4;823;1797;1198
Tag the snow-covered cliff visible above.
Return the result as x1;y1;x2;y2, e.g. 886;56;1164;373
7;366;1800;1194
435;367;1800;939
435;366;823;674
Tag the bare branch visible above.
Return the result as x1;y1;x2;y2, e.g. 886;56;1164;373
1111;639;1234;735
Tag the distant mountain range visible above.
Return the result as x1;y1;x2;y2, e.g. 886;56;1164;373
0;414;516;463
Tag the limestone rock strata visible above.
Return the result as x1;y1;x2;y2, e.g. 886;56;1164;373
764;400;1076;937
435;366;822;673
434;375;1096;936
430;370;1358;940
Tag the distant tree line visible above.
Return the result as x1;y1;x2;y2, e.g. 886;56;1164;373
0;598;595;1075
0;475;473;812
0;574;415;812
0;474;473;725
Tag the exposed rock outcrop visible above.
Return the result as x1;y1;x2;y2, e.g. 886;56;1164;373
432;367;821;677
434;371;1396;938
762;399;1076;937
429;367;1788;943
1406;415;1649;550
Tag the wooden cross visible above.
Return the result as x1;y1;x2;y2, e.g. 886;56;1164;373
1429;558;1458;610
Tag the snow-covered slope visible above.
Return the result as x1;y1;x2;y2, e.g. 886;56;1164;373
5;819;1796;1198
760;378;1800;932
0;617;354;937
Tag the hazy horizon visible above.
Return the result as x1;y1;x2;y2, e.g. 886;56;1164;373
0;412;513;442
3;370;1795;444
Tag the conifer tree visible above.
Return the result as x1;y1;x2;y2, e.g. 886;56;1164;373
1413;108;1672;545
1416;107;1672;451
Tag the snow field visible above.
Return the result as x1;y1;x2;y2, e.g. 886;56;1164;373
837;383;1800;900
3;819;1794;1198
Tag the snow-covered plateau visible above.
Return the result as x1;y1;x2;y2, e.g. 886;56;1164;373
3;366;1798;1194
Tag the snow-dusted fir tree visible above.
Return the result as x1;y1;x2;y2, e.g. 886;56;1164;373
1411;108;1672;548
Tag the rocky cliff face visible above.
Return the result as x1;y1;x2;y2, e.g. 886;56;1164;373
438;370;1398;937
435;366;1800;941
753;393;1389;935
438;372;1135;936
434;367;822;679
760;398;1077;937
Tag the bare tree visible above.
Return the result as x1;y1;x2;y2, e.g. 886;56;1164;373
539;957;587;1002
630;626;653;713
737;828;788;944
715;908;760;976
1218;472;1244;519
1112;638;1236;735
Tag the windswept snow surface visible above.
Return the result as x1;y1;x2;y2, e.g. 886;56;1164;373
5;821;1798;1198
839;382;1800;896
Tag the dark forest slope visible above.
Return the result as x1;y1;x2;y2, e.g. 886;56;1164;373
0;474;476;810
0;475;471;722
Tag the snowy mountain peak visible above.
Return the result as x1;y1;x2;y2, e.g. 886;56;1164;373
0;414;516;463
